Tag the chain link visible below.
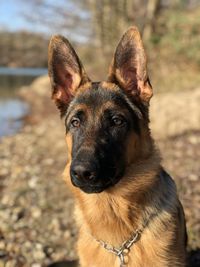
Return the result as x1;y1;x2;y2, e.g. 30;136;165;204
89;214;155;266
95;229;142;267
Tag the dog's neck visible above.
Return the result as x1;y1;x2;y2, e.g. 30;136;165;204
64;149;162;246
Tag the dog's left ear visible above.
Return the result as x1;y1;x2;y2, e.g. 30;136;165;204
48;35;90;115
108;26;152;103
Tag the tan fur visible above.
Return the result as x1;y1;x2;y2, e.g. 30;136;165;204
101;81;119;92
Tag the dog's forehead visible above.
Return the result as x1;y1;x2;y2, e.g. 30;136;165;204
66;81;143;120
73;82;121;109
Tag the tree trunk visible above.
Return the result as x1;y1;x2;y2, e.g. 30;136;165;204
142;0;161;42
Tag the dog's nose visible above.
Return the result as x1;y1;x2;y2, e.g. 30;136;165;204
71;164;97;181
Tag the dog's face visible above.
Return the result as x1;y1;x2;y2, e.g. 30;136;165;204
48;27;153;193
65;84;142;193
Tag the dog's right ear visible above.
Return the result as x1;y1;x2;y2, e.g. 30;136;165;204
48;35;90;115
107;27;152;104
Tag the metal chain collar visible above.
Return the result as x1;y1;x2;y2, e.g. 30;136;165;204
95;228;143;267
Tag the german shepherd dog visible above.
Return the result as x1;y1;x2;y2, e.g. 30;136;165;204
48;27;187;267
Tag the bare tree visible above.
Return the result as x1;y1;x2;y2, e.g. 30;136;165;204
87;0;134;56
19;0;92;42
142;0;161;42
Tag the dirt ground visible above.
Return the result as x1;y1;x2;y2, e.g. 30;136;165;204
0;76;199;267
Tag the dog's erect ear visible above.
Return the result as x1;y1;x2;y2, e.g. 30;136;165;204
108;27;152;103
48;35;90;114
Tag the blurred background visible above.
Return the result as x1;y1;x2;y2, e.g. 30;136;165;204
0;0;200;267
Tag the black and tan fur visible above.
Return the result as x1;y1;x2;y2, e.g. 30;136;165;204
48;26;187;267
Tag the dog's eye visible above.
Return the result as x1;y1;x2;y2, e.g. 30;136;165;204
112;116;124;126
71;118;80;128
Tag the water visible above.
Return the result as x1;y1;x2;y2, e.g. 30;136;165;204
0;99;28;137
0;67;47;76
0;67;47;138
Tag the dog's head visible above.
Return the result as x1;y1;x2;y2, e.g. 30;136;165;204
48;27;153;194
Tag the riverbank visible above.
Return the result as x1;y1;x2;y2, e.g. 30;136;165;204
0;76;199;267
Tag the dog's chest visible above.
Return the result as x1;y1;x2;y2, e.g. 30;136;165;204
77;229;174;267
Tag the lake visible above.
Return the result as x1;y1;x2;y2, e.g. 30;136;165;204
0;67;47;138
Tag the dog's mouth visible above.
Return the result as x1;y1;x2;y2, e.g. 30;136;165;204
71;177;113;193
71;172;124;194
78;184;109;194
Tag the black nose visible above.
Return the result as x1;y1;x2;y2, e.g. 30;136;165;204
71;163;97;182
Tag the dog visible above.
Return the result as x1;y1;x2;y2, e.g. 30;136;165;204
48;26;187;267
